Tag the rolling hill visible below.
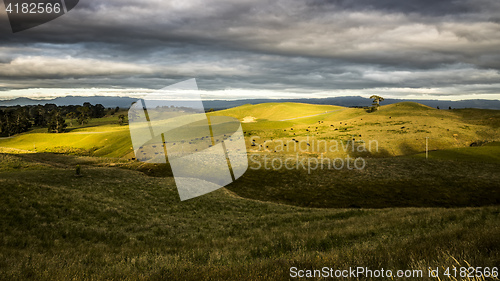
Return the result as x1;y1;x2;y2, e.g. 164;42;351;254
211;102;343;121
0;114;134;158
211;101;500;157
0;102;499;279
1;102;499;159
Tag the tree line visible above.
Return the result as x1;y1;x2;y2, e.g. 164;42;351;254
0;103;110;137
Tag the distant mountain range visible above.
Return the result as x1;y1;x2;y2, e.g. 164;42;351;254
0;96;138;108
1;95;499;110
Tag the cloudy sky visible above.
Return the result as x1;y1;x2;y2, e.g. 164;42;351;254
0;0;499;100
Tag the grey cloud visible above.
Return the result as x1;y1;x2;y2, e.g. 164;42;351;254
0;0;499;98
306;0;492;16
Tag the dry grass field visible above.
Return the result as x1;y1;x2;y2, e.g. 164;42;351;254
0;102;499;280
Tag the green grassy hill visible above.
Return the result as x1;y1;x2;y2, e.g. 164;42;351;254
374;102;436;114
0;114;134;158
217;101;500;157
211;102;343;121
1;102;498;159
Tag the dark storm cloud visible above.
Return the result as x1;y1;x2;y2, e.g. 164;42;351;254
0;0;499;99
306;0;486;16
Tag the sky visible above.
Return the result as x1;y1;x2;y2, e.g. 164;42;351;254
0;0;499;100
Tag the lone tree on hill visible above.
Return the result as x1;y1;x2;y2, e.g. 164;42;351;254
369;95;385;111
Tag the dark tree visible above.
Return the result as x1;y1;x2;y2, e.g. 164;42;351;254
66;112;77;126
91;104;106;118
12;107;32;135
47;109;67;133
369;95;384;112
0;108;31;136
0;110;10;136
44;103;57;112
118;114;127;126
29;105;47;127
77;106;91;125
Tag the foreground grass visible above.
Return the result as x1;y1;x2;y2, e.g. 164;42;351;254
0;154;499;280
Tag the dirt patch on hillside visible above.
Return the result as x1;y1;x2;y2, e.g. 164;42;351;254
242;116;257;123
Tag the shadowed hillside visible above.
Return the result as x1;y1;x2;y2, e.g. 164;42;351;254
0;153;498;280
